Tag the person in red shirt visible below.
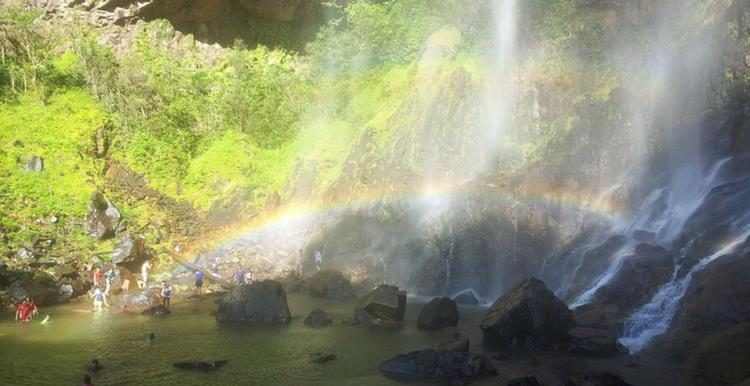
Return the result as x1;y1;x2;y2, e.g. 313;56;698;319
93;267;103;288
15;299;31;322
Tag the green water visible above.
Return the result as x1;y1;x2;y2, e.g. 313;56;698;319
0;294;490;386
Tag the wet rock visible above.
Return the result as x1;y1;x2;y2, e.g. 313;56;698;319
24;156;43;172
453;290;480;306
417;297;459;331
304;308;333;328
310;353;336;364
118;290;160;309
303;270;356;300
481;278;575;349
16;248;34;260
567;327;621;357
354;284;406;325
58;284;74;301
216;280;291;324
173;360;227;371
141;304;171;316
687;324;750;386
507;376;544;386
378;349;497;382
632;229;656;243
435;335;470;352
85;191;121;240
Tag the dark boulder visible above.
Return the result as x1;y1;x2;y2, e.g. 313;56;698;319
379;349;497;382
507;376;544;386
216;280;291;324
567;327;621;357
303;270;356;299
453;290;480;305
304;308;333;328
354;284;406;325
84;192;121;240
417;297;459;331
173;360;227;371
481;278;575;348
569;371;634;386
141;304;171;316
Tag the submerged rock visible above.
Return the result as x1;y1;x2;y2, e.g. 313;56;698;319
435;335;470;352
303;270;356;299
379;349;497;382
173;360;227;371
141;304;171;316
453;290;480;306
354;284;406;325
304;308;333;328
480;278;575;348
216;280;291;324
417;297;459;331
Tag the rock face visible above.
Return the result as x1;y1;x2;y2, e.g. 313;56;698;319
480;278;575;348
216;280;291;324
303;270;356;300
453;290;480;305
417;297;459;331
354;284;406;325
379;349;497;382
84;191;121;240
567;327;620;357
303;308;332;328
688;324;750;386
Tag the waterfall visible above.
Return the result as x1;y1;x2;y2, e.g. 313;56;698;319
619;227;750;353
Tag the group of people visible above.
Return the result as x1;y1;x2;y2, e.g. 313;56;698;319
234;267;254;285
14;297;38;322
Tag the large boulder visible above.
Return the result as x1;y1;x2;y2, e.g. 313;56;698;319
111;234;149;271
303;270;356;300
141;304;171;316
354;284;406;325
84;191;121;240
216;280;291;324
379;349;497;382
417;297;459;331
304;308;333;328
688;324;750;386
480;278;575;348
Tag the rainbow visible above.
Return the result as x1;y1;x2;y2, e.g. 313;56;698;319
180;180;626;259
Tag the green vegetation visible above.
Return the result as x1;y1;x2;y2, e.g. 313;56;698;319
0;0;737;266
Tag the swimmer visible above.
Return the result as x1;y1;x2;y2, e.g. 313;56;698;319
146;332;156;344
40;315;50;324
88;358;103;373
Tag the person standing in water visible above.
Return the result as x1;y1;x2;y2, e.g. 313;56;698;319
15;298;31;322
91;287;109;312
194;270;204;296
141;260;152;288
27;298;38;319
160;281;172;308
314;250;323;271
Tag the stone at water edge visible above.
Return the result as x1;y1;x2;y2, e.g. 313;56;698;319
435;335;470;352
354;284;406;325
480;278;575;349
304;308;333;327
378;349;497;382
417;297;459;331
215;280;291;324
303;269;356;300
